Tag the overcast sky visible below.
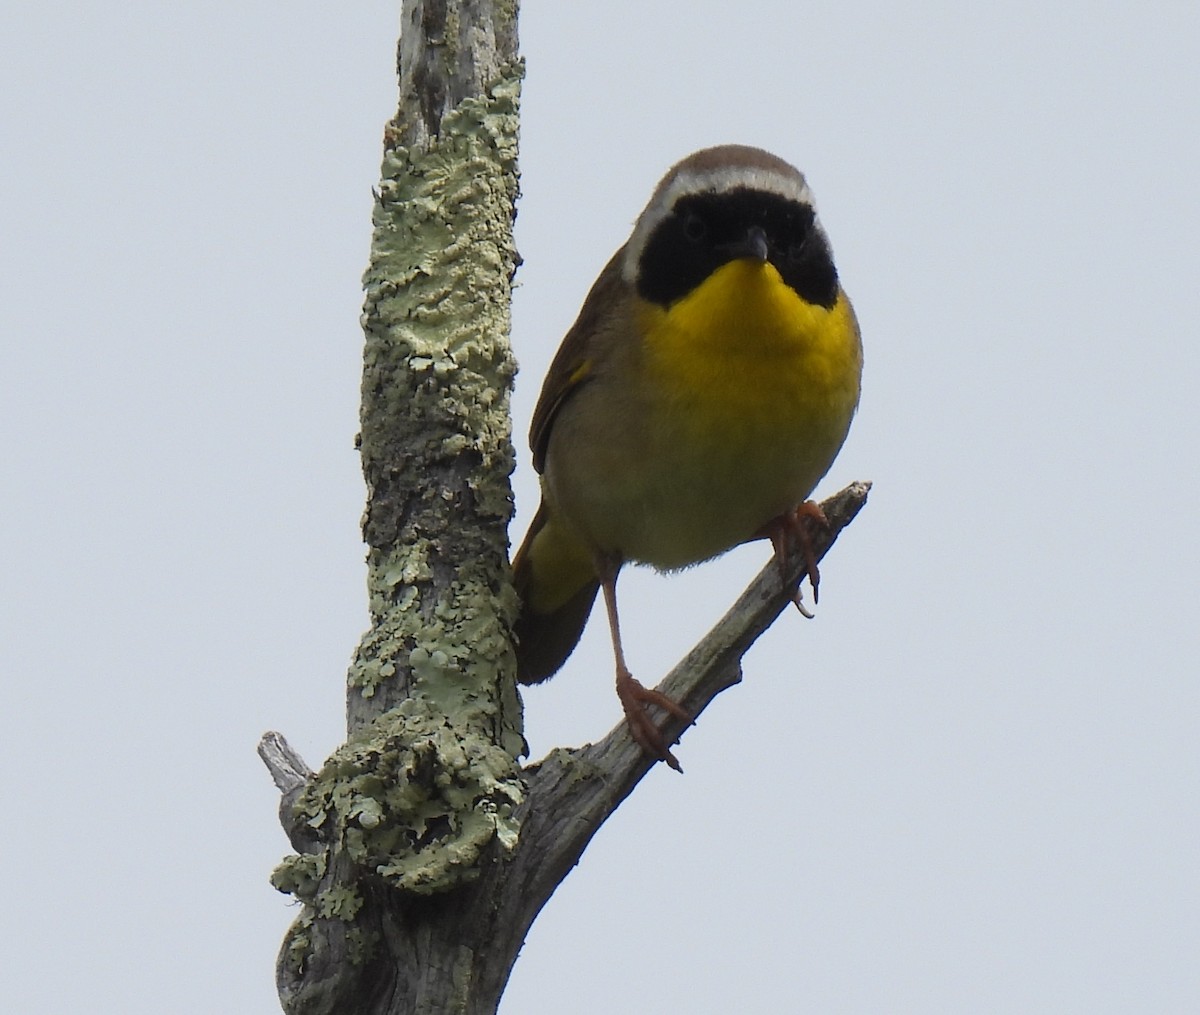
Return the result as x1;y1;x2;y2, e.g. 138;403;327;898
4;2;1198;1012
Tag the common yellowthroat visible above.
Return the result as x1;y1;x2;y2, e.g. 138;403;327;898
512;145;862;769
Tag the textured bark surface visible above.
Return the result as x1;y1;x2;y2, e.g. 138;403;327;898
259;4;870;1013
260;480;868;1014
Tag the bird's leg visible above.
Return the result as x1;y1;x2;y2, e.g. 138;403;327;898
597;554;691;772
756;500;829;618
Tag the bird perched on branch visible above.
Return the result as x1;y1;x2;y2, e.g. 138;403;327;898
511;145;862;770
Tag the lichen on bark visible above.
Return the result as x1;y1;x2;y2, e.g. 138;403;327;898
270;63;526;950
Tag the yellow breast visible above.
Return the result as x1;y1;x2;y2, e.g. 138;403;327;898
642;258;859;424
628;257;862;566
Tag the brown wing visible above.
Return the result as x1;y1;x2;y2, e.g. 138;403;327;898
529;247;629;473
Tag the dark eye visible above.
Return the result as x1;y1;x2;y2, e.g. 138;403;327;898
682;213;707;243
786;234;810;262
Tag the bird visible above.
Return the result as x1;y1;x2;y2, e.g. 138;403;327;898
511;144;862;770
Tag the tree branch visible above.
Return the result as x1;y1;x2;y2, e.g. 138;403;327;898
258;731;321;856
262;466;868;1012
501;481;871;925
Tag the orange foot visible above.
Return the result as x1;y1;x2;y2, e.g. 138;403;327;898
615;668;692;773
756;500;829;618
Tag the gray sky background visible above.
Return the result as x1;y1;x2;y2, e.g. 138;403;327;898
4;2;1198;1012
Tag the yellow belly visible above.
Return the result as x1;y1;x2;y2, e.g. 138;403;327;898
548;258;862;570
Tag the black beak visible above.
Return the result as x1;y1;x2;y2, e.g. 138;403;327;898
728;224;769;263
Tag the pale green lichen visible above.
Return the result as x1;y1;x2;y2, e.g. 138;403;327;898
280;915;313;977
281;703;522;897
272;67;527;964
541;747;605;789
316;886;364;921
271;852;327;900
361;72;521;466
344;925;381;967
348;574;523;755
350;66;523;718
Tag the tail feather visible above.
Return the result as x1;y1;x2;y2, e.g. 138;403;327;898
511;500;600;684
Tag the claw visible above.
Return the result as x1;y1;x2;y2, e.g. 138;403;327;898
616;668;692;772
790;587;815;619
757;500;829;612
